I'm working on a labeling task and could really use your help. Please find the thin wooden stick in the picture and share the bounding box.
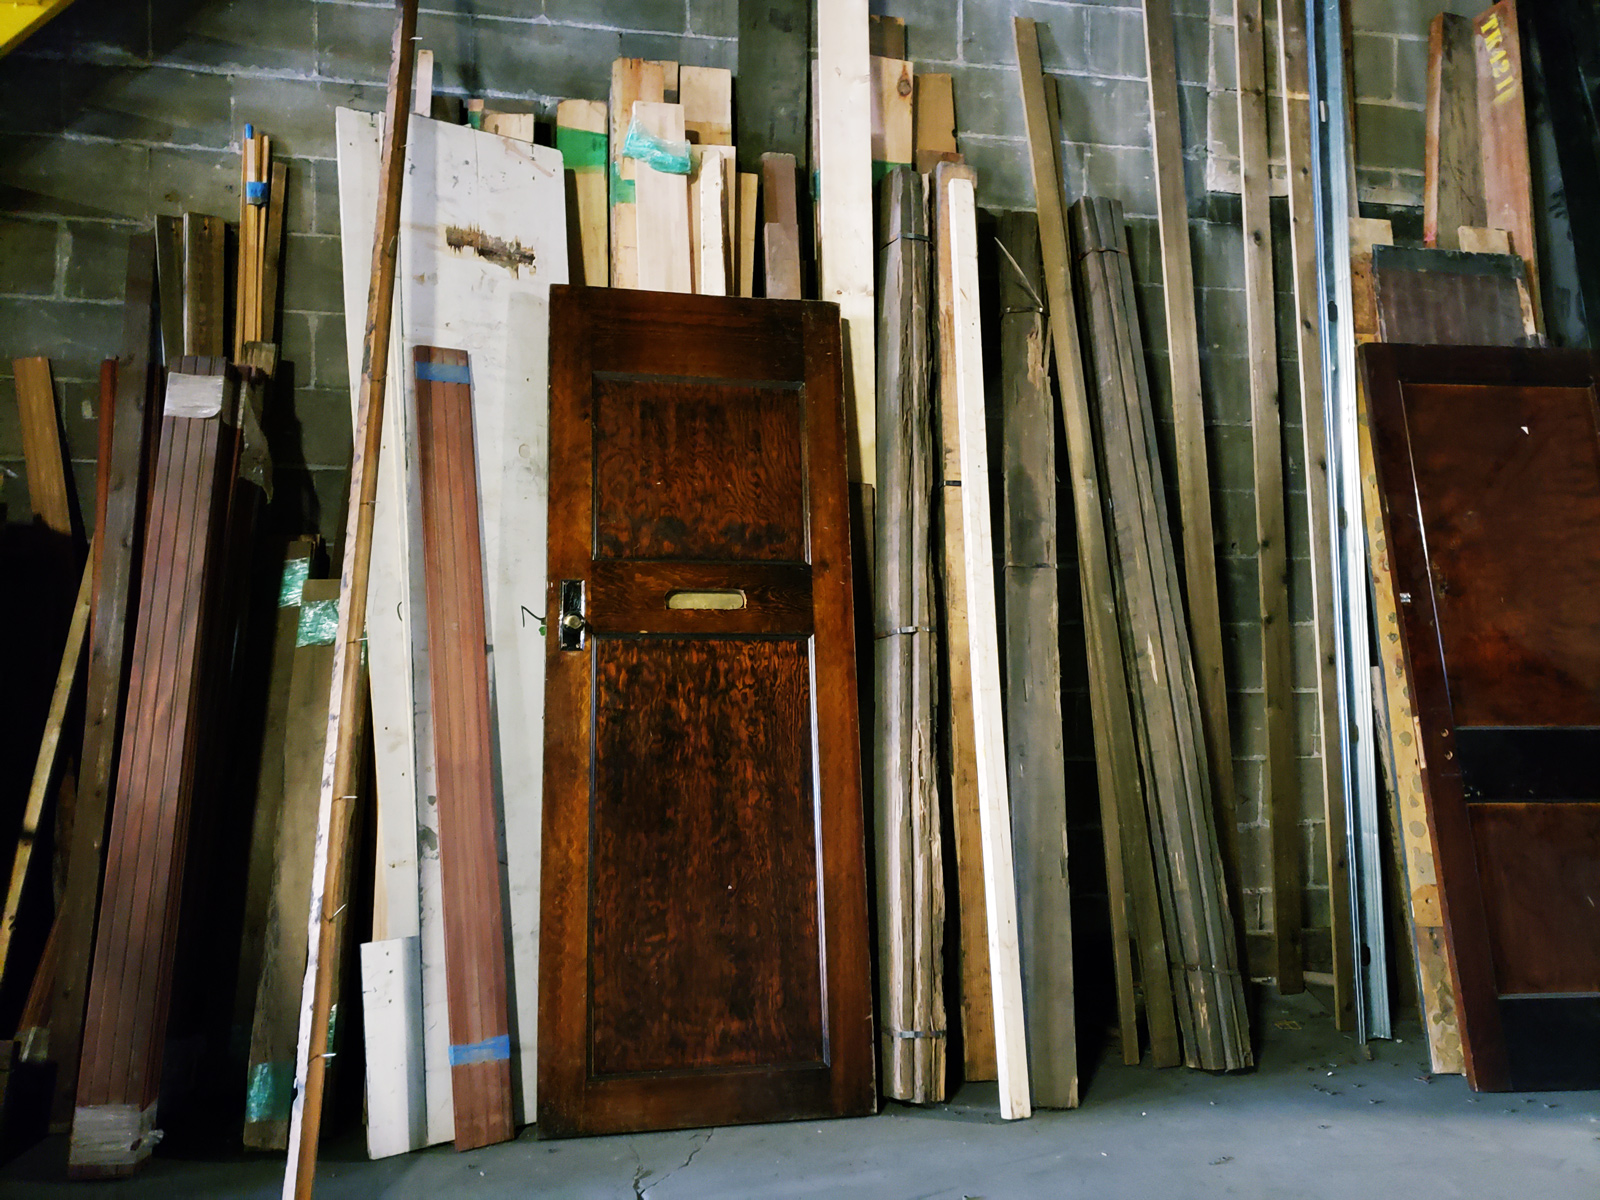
[282,3,417,1196]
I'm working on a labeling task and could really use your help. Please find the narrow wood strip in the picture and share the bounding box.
[632,101,692,293]
[940,166,1030,1120]
[48,237,156,1131]
[691,145,730,295]
[1013,17,1175,1069]
[761,153,802,300]
[1236,0,1302,994]
[737,172,759,298]
[1277,0,1355,1029]
[183,213,226,358]
[14,356,74,539]
[610,59,667,290]
[260,160,288,345]
[998,210,1077,1107]
[557,99,609,287]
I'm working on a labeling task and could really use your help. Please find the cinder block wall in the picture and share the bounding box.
[0,0,1456,974]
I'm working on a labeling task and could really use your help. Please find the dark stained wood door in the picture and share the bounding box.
[538,285,875,1136]
[1362,342,1600,1091]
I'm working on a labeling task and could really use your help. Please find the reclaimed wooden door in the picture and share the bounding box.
[538,285,875,1136]
[1363,342,1600,1091]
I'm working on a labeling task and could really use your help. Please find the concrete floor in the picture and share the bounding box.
[3,991,1595,1198]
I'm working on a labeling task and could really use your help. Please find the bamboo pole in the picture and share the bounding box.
[282,3,417,1197]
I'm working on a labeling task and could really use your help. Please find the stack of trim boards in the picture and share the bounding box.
[1071,197,1251,1072]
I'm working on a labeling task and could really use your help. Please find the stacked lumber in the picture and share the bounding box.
[1070,197,1251,1072]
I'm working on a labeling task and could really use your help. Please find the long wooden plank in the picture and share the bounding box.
[1277,0,1355,1029]
[818,0,877,487]
[358,936,426,1156]
[557,99,609,287]
[1140,0,1242,982]
[13,357,74,539]
[761,153,802,300]
[1473,0,1540,331]
[70,358,238,1178]
[182,213,226,357]
[939,165,1029,1120]
[610,59,666,290]
[632,101,691,293]
[1236,0,1301,994]
[285,7,418,1194]
[913,74,959,175]
[1424,14,1486,251]
[931,161,993,1082]
[998,210,1077,1108]
[1014,17,1178,1070]
[0,555,90,987]
[873,167,943,1104]
[737,172,759,298]
[871,57,914,182]
[243,579,338,1150]
[48,237,156,1132]
[412,347,514,1150]
[334,105,447,1151]
[690,145,732,295]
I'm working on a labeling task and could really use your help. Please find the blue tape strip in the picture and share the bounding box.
[246,180,269,203]
[448,1034,511,1066]
[415,360,472,385]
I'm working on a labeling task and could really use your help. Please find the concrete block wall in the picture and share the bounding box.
[0,0,1446,974]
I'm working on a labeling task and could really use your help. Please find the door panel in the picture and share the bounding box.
[540,285,873,1137]
[1363,343,1600,1092]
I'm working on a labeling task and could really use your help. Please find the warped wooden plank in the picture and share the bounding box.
[939,165,1029,1120]
[874,167,943,1104]
[913,73,959,174]
[932,161,993,1082]
[48,237,155,1131]
[13,357,74,539]
[0,554,90,987]
[70,358,238,1178]
[1277,0,1355,1028]
[632,101,691,293]
[1014,16,1177,1070]
[413,347,514,1150]
[1236,0,1301,994]
[871,56,914,183]
[557,99,609,286]
[1141,0,1242,987]
[761,152,802,300]
[998,210,1076,1108]
[610,59,666,290]
[243,578,338,1150]
[818,0,877,486]
[286,11,418,1194]
[680,65,732,145]
[1424,14,1485,251]
[1473,0,1540,331]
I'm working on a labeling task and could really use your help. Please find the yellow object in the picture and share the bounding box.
[0,0,75,57]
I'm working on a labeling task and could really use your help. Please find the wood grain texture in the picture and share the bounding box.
[1424,14,1486,251]
[181,213,226,357]
[1360,341,1600,1091]
[1277,0,1354,1027]
[870,57,914,176]
[932,159,992,1083]
[49,238,156,1132]
[557,98,609,287]
[913,74,959,175]
[874,168,944,1103]
[633,101,692,293]
[998,210,1076,1106]
[1372,246,1528,346]
[1473,0,1540,332]
[539,285,874,1137]
[691,145,732,295]
[681,65,732,146]
[1236,0,1301,994]
[941,166,1031,1119]
[71,361,239,1178]
[610,59,667,290]
[737,172,759,297]
[13,357,74,539]
[413,347,514,1150]
[1015,17,1177,1071]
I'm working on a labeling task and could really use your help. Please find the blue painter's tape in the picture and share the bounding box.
[416,360,472,385]
[448,1034,511,1066]
[246,180,269,203]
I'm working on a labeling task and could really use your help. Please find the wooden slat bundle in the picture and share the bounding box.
[931,161,993,1081]
[1014,17,1178,1070]
[998,211,1076,1108]
[873,167,943,1104]
[49,237,157,1131]
[412,347,515,1149]
[1071,197,1251,1072]
[69,356,241,1177]
[242,575,337,1151]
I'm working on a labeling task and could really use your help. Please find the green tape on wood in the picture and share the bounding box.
[610,162,636,206]
[297,598,339,647]
[245,1061,294,1124]
[278,556,310,608]
[557,126,607,171]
